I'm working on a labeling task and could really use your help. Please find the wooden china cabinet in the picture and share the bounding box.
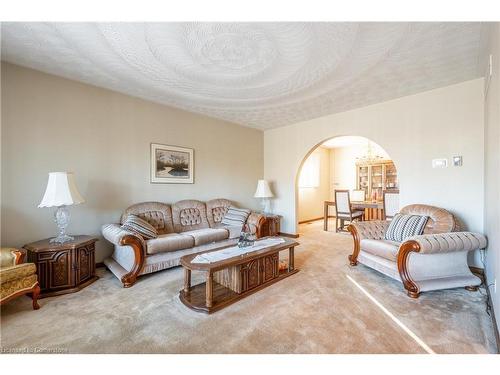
[24,235,98,298]
[356,160,398,200]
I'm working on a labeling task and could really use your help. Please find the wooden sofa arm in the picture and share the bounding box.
[101,224,145,288]
[246,213,266,238]
[397,232,487,298]
[347,221,391,266]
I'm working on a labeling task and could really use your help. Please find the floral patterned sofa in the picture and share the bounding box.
[0,248,40,309]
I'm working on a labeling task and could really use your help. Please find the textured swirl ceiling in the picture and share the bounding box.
[1,22,486,130]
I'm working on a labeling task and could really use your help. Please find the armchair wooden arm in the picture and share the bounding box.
[347,221,390,265]
[397,232,487,298]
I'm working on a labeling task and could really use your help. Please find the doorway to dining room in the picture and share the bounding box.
[296,136,398,232]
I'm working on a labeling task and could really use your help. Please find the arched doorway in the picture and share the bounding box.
[295,135,398,232]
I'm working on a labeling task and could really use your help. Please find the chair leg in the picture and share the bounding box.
[31,283,40,310]
[335,217,339,232]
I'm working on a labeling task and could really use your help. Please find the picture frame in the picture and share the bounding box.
[150,143,194,184]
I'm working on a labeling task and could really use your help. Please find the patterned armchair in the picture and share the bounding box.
[0,248,40,309]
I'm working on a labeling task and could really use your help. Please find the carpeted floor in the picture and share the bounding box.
[0,220,497,353]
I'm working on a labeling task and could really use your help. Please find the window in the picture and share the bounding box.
[299,153,320,188]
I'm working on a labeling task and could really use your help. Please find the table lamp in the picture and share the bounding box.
[254,179,274,213]
[38,172,85,244]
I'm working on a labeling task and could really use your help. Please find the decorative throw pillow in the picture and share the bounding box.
[384,213,429,242]
[121,215,158,240]
[221,206,251,226]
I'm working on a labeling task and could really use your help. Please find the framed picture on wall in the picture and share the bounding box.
[150,143,194,184]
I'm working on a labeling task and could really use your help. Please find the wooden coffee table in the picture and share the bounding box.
[179,237,299,314]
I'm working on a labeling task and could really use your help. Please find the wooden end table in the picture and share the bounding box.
[179,237,299,314]
[260,214,281,236]
[23,235,98,298]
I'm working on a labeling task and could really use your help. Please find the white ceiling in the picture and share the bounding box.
[1,22,487,130]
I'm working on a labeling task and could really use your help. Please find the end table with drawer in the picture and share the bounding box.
[23,235,98,298]
[259,214,281,237]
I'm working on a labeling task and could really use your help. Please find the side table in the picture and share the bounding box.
[260,214,281,237]
[23,235,98,298]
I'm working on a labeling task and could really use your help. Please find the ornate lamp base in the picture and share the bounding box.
[50,206,74,244]
[50,234,75,244]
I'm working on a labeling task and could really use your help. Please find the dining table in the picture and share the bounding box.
[323,200,384,231]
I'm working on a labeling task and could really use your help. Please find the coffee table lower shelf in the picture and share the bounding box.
[179,269,299,314]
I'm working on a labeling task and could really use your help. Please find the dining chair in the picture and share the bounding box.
[350,189,366,202]
[334,190,364,232]
[383,189,400,220]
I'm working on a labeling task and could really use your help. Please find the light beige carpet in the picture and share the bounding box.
[0,220,497,353]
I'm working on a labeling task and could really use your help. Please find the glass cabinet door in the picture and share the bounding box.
[357,166,369,198]
[371,164,383,200]
[384,162,398,190]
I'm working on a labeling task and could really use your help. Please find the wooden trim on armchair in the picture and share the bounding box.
[1,282,40,310]
[397,240,421,298]
[12,249,26,265]
[119,235,145,288]
[347,224,360,266]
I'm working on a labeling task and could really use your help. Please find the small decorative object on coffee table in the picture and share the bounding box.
[237,224,255,248]
[38,172,85,244]
[23,236,98,298]
[179,237,299,313]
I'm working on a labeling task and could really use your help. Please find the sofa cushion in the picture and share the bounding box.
[1,274,38,301]
[121,215,158,240]
[121,202,174,234]
[146,233,195,255]
[0,263,37,285]
[214,223,243,239]
[361,239,400,261]
[182,228,229,246]
[221,206,251,226]
[172,200,210,233]
[206,199,232,227]
[385,214,429,242]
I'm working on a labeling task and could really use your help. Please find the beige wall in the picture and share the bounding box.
[484,24,500,333]
[264,79,485,265]
[1,63,264,261]
[297,147,330,222]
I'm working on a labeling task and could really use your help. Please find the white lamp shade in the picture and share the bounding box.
[38,172,85,207]
[254,180,274,198]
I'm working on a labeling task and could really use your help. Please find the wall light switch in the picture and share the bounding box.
[452,156,463,167]
[432,158,448,168]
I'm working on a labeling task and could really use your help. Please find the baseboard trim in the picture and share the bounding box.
[298,216,336,225]
[471,266,500,353]
[485,273,500,354]
[298,217,323,224]
[489,289,500,354]
[278,232,300,239]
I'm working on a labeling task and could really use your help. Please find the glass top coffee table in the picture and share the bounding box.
[179,236,299,314]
